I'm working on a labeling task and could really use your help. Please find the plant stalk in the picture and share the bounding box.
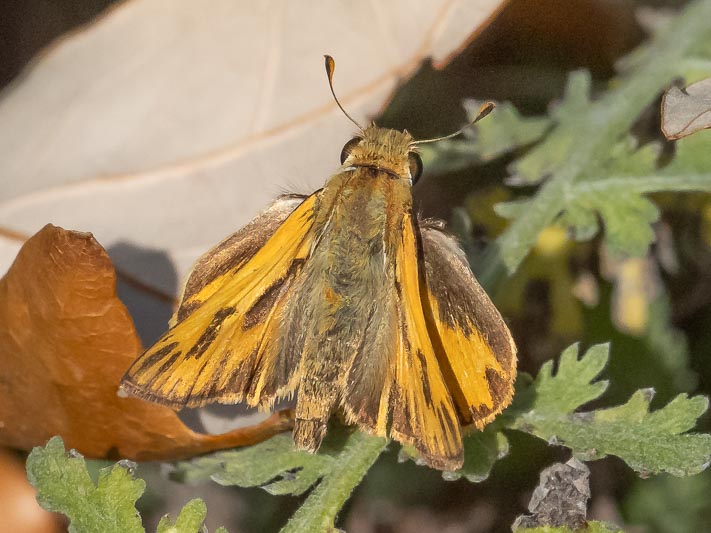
[280,432,387,533]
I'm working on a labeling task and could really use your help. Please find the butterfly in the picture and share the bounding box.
[120,56,517,471]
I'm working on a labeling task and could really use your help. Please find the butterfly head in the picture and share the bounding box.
[339,126,422,183]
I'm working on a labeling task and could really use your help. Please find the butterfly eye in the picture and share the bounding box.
[340,137,361,164]
[408,152,423,183]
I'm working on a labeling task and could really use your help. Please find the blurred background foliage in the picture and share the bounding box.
[2,0,710,532]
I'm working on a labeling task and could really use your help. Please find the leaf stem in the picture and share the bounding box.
[280,432,387,533]
[577,173,711,194]
[479,0,711,288]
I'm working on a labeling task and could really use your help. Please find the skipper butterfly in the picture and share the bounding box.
[120,56,517,470]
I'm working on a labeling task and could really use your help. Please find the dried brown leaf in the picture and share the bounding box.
[662,77,711,140]
[0,224,291,460]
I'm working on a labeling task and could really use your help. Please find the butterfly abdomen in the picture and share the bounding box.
[285,169,409,451]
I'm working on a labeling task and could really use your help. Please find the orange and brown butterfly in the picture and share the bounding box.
[120,56,517,471]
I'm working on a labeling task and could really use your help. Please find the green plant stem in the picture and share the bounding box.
[280,432,387,533]
[479,0,711,289]
[578,174,711,194]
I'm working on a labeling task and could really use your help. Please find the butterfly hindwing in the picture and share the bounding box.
[120,193,318,408]
[389,214,464,471]
[418,221,517,428]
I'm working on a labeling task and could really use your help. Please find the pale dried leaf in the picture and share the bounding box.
[512,458,590,530]
[662,77,711,140]
[0,0,506,293]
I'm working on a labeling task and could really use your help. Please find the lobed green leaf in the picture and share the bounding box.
[26,437,228,533]
[173,432,334,496]
[26,437,144,533]
[511,345,711,476]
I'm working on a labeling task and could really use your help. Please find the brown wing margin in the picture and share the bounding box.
[418,220,516,429]
[120,193,318,409]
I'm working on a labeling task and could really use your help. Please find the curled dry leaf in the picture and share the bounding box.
[661,77,711,140]
[0,224,291,460]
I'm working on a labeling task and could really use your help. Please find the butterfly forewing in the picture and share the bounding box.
[121,193,319,408]
[173,194,308,324]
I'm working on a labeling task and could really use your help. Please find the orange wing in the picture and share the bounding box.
[388,214,464,470]
[120,193,318,409]
[418,221,516,429]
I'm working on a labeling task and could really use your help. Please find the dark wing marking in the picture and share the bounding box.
[418,220,516,428]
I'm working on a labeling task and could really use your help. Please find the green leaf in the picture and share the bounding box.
[173,428,387,533]
[513,70,593,184]
[556,134,711,257]
[26,436,145,533]
[173,433,334,496]
[493,198,533,220]
[452,423,510,483]
[155,499,228,533]
[558,139,661,255]
[522,343,610,414]
[511,345,711,476]
[470,99,552,162]
[477,0,711,286]
[26,437,228,533]
[281,431,386,533]
[565,192,659,257]
[156,499,213,533]
[399,421,511,484]
[487,118,711,285]
[557,202,598,242]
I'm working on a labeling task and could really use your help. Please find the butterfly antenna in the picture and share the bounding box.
[412,101,496,145]
[324,55,363,131]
